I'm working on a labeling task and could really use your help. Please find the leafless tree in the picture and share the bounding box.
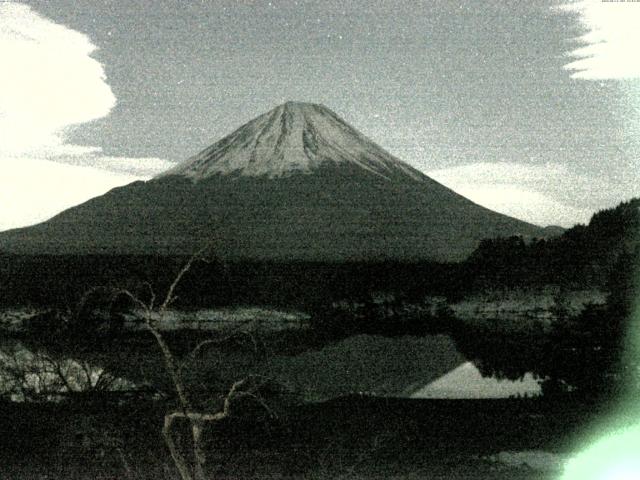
[0,344,127,402]
[110,248,276,480]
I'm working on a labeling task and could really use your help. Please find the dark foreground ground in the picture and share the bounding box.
[0,394,618,480]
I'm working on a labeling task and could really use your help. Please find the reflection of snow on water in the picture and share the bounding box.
[410,361,541,399]
[0,342,136,402]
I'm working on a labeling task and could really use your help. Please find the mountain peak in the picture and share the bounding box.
[160,101,426,182]
[281,100,323,110]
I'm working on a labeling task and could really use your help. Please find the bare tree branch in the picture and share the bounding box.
[162,413,194,480]
[79,245,275,480]
[160,246,211,314]
[141,281,157,311]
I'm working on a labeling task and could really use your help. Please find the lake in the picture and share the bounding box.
[0,332,541,403]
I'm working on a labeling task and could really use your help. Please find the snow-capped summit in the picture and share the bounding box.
[161,101,425,182]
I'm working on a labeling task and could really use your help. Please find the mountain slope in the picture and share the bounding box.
[0,102,545,261]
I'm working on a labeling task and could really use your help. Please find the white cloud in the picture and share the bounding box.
[0,157,137,231]
[0,2,171,231]
[56,154,176,177]
[560,1,640,80]
[428,162,595,227]
[0,2,116,155]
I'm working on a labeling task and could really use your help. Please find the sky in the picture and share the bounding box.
[1,0,639,230]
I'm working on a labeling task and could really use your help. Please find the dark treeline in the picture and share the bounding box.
[2,199,638,310]
[0,254,468,310]
[466,198,640,288]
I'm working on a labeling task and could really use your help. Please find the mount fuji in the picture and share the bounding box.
[0,102,545,261]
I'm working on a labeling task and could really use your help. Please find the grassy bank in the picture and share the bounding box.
[0,394,608,479]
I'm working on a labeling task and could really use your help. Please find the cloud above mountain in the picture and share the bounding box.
[0,158,134,231]
[0,2,169,231]
[0,2,115,156]
[428,162,600,227]
[560,0,640,80]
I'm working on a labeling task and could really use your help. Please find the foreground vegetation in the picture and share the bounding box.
[1,393,616,479]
